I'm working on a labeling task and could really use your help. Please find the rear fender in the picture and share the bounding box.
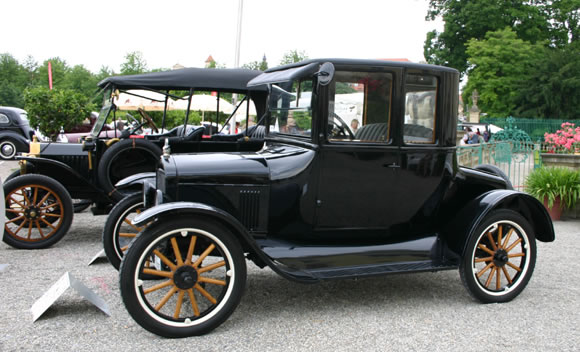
[444,190,555,257]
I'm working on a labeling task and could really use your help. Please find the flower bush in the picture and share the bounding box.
[543,122,580,153]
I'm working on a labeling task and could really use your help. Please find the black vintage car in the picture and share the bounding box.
[2,68,268,249]
[0,107,35,160]
[117,59,554,337]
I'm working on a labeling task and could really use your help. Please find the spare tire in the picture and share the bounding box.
[98,139,162,202]
[474,164,514,190]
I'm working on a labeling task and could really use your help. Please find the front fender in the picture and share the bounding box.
[16,156,106,199]
[133,201,267,260]
[115,172,155,190]
[0,131,29,150]
[444,190,555,257]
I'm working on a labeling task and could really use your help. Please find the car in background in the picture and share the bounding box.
[0,107,35,160]
[3,67,268,250]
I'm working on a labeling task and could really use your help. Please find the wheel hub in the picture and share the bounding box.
[173,265,198,290]
[2,143,14,155]
[493,249,509,267]
[25,206,40,220]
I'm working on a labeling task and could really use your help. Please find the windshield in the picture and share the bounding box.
[91,102,114,137]
[269,78,313,137]
[19,112,30,126]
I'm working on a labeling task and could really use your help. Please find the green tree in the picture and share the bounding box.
[36,57,69,88]
[0,53,28,106]
[120,51,148,75]
[63,64,99,98]
[242,55,269,71]
[24,87,94,140]
[279,50,308,65]
[463,27,540,116]
[515,42,580,118]
[424,0,552,75]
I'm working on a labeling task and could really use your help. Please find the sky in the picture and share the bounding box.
[2,0,443,73]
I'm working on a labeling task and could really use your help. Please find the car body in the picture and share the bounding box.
[2,68,268,249]
[117,59,555,337]
[0,107,34,160]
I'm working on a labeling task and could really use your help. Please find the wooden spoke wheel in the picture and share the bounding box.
[3,174,73,249]
[119,217,246,337]
[102,193,146,270]
[460,209,536,303]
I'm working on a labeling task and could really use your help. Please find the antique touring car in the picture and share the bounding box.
[116,59,554,337]
[2,68,267,249]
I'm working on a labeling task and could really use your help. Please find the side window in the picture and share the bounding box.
[270,79,313,137]
[328,71,393,143]
[404,75,437,144]
[0,113,9,124]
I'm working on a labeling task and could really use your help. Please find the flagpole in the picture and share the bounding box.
[231,0,243,134]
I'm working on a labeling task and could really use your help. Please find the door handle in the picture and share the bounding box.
[384,163,400,168]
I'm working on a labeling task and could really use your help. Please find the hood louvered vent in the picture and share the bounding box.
[240,190,260,230]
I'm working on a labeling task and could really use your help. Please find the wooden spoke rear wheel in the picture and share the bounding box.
[119,217,246,337]
[3,175,73,249]
[102,193,146,270]
[460,209,536,303]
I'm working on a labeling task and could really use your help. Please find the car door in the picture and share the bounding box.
[315,67,404,233]
[314,69,446,238]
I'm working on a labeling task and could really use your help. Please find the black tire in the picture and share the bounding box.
[97,139,161,201]
[460,209,536,303]
[3,174,73,249]
[4,169,21,183]
[475,164,513,190]
[0,138,17,160]
[102,193,144,270]
[119,216,247,337]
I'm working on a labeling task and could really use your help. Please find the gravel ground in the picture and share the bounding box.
[1,160,579,352]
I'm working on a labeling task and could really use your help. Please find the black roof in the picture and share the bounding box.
[265,58,459,74]
[0,106,27,115]
[98,68,267,93]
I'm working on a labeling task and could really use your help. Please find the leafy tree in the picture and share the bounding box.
[242,55,269,71]
[24,87,94,140]
[63,64,99,99]
[120,51,148,75]
[37,57,69,88]
[463,28,541,116]
[424,0,552,75]
[280,50,308,65]
[514,41,580,118]
[548,0,580,45]
[0,53,28,106]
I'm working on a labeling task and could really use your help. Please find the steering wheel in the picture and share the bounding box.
[137,108,159,133]
[329,112,355,139]
[124,112,145,135]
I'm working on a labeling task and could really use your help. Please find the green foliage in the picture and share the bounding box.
[120,51,148,75]
[242,58,268,71]
[464,28,541,116]
[292,110,311,130]
[0,53,30,106]
[37,57,69,88]
[514,42,580,119]
[526,166,580,209]
[424,0,578,76]
[280,50,308,65]
[23,87,94,140]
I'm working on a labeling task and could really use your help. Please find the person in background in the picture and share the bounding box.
[351,119,359,134]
